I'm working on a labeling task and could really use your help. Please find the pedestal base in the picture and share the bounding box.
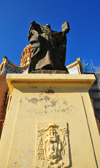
[0,74,100,168]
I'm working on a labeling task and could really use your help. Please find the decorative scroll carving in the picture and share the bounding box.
[35,122,69,168]
[37,138,45,160]
[0,56,28,75]
[20,44,32,67]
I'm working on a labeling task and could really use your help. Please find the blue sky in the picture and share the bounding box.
[0,0,100,67]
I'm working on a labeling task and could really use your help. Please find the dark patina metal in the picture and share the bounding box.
[28,21,70,73]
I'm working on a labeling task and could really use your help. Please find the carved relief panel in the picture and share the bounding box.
[35,122,70,168]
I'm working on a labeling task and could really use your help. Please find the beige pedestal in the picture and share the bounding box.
[0,74,100,168]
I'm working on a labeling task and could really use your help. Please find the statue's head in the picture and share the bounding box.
[45,24,51,30]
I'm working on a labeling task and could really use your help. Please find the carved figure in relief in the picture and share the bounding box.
[44,124,61,164]
[36,123,69,168]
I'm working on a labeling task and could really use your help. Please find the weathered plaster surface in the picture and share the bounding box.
[0,74,100,168]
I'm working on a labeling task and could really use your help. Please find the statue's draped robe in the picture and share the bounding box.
[28,22,68,72]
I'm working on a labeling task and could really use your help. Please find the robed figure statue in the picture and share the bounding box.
[28,21,70,73]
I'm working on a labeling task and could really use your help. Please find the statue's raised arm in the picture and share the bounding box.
[28,21,70,73]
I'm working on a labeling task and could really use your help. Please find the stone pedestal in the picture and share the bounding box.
[0,74,100,168]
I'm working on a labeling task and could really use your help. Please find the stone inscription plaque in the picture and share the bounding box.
[35,122,70,168]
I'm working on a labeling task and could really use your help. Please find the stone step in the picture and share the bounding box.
[90,88,100,91]
[89,90,100,97]
[94,105,100,110]
[91,97,100,100]
[90,84,100,89]
[95,111,100,120]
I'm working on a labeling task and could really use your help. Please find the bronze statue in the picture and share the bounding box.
[28,21,70,73]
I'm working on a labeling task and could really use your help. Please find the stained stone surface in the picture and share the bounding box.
[0,74,100,168]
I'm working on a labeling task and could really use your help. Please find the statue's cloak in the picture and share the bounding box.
[28,21,68,72]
